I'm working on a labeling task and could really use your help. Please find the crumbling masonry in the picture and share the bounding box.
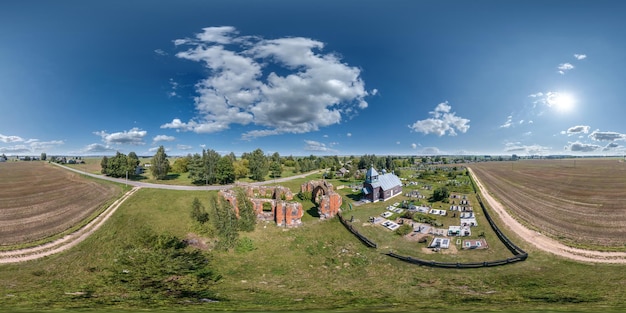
[300,180,342,219]
[219,184,304,227]
[218,180,342,227]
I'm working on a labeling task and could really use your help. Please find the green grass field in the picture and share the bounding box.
[1,182,625,312]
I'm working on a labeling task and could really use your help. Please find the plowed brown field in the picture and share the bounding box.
[471,159,626,249]
[0,162,119,246]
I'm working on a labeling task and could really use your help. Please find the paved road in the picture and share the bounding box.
[53,162,323,190]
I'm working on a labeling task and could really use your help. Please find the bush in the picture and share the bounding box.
[395,224,413,236]
[235,237,256,253]
[297,191,311,201]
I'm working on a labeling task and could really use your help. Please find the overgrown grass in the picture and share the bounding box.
[1,186,625,312]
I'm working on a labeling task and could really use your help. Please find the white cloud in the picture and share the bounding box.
[566,125,590,136]
[409,102,470,136]
[149,146,170,153]
[396,141,400,145]
[529,91,571,110]
[565,141,601,152]
[164,26,371,139]
[557,62,574,74]
[421,147,441,155]
[574,54,587,60]
[0,135,64,154]
[323,134,329,138]
[83,143,115,153]
[411,143,417,149]
[94,127,147,145]
[603,142,621,151]
[346,133,352,137]
[588,130,626,141]
[177,144,193,150]
[499,115,513,128]
[0,145,31,154]
[154,49,168,56]
[504,142,551,155]
[153,135,176,143]
[0,134,24,143]
[303,140,337,153]
[29,140,64,151]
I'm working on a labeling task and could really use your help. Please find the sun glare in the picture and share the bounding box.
[547,92,575,113]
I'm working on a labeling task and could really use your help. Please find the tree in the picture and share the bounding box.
[40,152,47,161]
[431,186,450,202]
[271,151,280,163]
[171,155,191,173]
[248,148,268,181]
[215,156,235,184]
[233,159,249,179]
[101,152,132,178]
[209,193,238,250]
[235,188,256,232]
[269,161,282,179]
[190,197,209,224]
[187,153,204,184]
[150,146,170,180]
[203,149,221,184]
[101,156,109,174]
[127,151,140,171]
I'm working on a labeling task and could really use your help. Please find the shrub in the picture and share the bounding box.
[396,224,413,236]
[235,237,256,253]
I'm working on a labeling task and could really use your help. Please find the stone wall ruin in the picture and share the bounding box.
[300,180,342,219]
[219,184,303,227]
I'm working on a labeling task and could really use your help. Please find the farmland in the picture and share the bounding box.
[470,159,626,250]
[0,162,121,246]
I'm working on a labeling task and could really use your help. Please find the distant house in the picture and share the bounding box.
[362,166,402,202]
[335,167,349,177]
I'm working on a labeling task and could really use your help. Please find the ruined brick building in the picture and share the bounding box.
[300,180,342,219]
[219,180,343,227]
[219,184,304,227]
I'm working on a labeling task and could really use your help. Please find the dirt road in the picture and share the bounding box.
[0,187,140,264]
[0,165,322,263]
[468,167,626,264]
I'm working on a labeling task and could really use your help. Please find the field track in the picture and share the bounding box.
[468,166,626,263]
[0,187,139,263]
[0,163,321,263]
[0,162,120,245]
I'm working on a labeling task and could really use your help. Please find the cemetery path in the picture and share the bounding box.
[468,167,626,264]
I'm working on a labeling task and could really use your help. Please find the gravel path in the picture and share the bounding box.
[468,167,626,264]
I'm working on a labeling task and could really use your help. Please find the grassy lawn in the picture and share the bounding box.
[1,183,625,312]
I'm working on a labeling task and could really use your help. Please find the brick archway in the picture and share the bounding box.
[312,185,328,205]
[301,180,341,219]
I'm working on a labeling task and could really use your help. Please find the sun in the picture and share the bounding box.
[547,92,575,113]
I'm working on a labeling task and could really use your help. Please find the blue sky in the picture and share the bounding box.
[2,0,626,157]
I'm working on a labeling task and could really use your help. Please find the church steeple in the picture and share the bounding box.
[365,164,379,183]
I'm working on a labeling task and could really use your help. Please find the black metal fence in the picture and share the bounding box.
[337,212,378,248]
[385,170,528,268]
[385,252,527,268]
